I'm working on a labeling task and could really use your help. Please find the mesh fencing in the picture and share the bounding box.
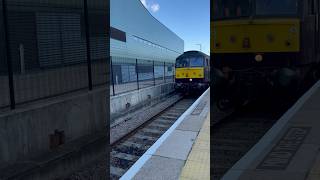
[154,61,165,85]
[110,57,175,96]
[165,62,175,83]
[111,56,138,95]
[138,59,154,89]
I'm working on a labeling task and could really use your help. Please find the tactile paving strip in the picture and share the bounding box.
[180,114,210,180]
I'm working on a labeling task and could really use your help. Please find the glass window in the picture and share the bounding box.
[213,0,251,20]
[190,57,204,67]
[176,57,204,68]
[176,58,189,68]
[256,0,298,16]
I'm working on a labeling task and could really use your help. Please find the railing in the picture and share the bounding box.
[0,0,108,110]
[110,56,175,96]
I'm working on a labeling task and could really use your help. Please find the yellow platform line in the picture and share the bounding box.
[179,114,210,180]
[306,152,320,180]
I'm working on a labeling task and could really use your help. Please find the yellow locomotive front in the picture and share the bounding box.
[211,0,306,107]
[175,51,210,92]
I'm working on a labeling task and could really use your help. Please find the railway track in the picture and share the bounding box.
[212,100,291,179]
[110,97,197,179]
[61,157,107,180]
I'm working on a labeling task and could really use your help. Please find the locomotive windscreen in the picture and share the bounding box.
[213,0,251,20]
[212,0,299,20]
[256,0,298,16]
[176,57,204,68]
[190,57,204,67]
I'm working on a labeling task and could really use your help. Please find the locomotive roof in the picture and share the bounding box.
[177,51,210,59]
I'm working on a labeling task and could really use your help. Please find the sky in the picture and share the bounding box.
[140,0,210,55]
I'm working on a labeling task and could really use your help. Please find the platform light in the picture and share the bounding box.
[255,54,263,62]
[189,78,193,82]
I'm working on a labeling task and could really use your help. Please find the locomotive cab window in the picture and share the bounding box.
[213,0,251,19]
[213,0,300,19]
[176,56,204,67]
[190,57,204,67]
[176,58,189,68]
[256,0,299,16]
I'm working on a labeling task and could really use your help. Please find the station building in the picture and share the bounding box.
[110,0,184,96]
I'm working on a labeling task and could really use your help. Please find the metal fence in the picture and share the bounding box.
[110,56,175,96]
[0,0,108,110]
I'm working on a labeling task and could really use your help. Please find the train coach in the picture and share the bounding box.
[175,51,210,92]
[212,0,320,109]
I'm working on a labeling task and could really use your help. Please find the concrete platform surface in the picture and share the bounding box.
[120,88,210,180]
[222,80,320,180]
[154,130,198,161]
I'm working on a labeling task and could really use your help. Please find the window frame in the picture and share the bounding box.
[212,0,303,20]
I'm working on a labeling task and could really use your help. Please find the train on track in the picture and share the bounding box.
[212,0,320,109]
[175,51,210,92]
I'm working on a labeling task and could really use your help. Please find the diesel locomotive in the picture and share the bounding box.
[175,51,210,92]
[212,0,320,109]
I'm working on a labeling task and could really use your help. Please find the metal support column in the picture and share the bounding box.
[2,0,15,109]
[164,62,166,83]
[173,64,175,82]
[84,0,93,90]
[153,60,155,86]
[136,59,139,90]
[110,57,115,95]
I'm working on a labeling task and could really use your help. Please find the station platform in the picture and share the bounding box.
[120,88,210,180]
[222,80,320,180]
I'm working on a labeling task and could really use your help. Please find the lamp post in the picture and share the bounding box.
[196,44,202,52]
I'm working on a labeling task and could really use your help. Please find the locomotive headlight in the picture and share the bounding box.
[255,54,263,62]
[189,78,193,82]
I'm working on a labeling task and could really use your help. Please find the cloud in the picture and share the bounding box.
[140,0,160,13]
[150,3,160,12]
[140,0,148,8]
